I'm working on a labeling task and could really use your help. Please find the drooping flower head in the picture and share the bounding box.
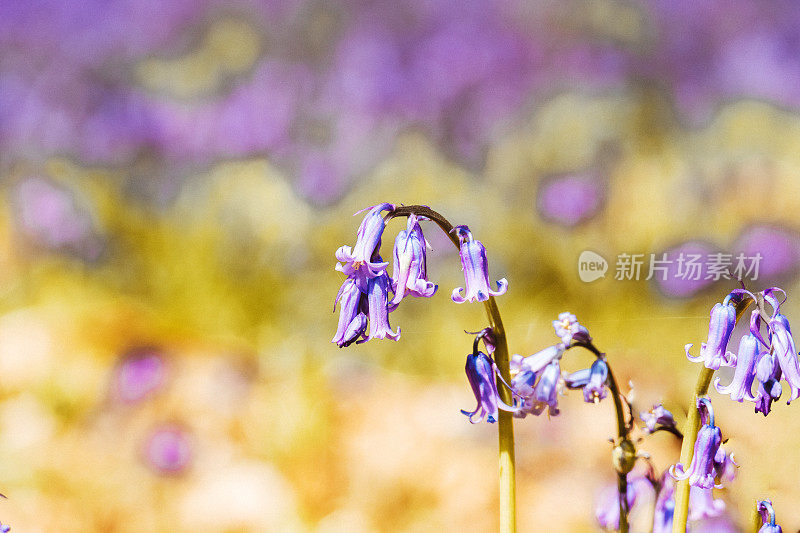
[332,277,369,347]
[564,358,608,403]
[757,500,783,533]
[713,329,761,402]
[754,350,783,416]
[510,344,565,418]
[552,312,592,344]
[390,213,437,305]
[768,313,800,404]
[640,404,678,434]
[670,398,723,489]
[365,267,400,342]
[451,225,508,304]
[461,351,517,423]
[335,203,395,281]
[686,301,736,370]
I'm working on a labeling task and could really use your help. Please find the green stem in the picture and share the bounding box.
[390,205,516,533]
[671,367,713,533]
[577,342,630,533]
[484,296,517,533]
[750,502,762,533]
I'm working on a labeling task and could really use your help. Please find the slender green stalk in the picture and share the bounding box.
[577,341,631,533]
[484,296,516,533]
[671,367,713,533]
[391,205,516,532]
[750,501,762,533]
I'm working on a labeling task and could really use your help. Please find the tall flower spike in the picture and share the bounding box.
[461,351,517,423]
[332,277,368,347]
[390,214,437,305]
[769,313,800,404]
[451,225,508,303]
[757,500,782,533]
[365,268,400,342]
[713,331,761,402]
[335,203,395,280]
[686,302,737,370]
[670,398,723,489]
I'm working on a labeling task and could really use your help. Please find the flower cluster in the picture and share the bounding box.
[333,206,510,348]
[687,287,800,416]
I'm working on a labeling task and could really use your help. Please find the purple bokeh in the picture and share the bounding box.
[733,224,800,281]
[652,242,719,299]
[537,173,604,227]
[112,347,167,404]
[143,424,193,475]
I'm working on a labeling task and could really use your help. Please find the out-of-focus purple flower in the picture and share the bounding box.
[652,474,675,533]
[670,398,723,489]
[537,173,604,227]
[461,351,516,424]
[688,486,726,521]
[390,214,437,305]
[757,500,782,533]
[714,333,761,402]
[754,351,783,416]
[112,347,167,404]
[734,225,800,282]
[332,277,368,347]
[335,203,395,280]
[143,424,192,475]
[451,225,507,304]
[365,269,400,342]
[0,522,8,532]
[640,404,678,434]
[552,312,592,344]
[653,242,719,298]
[686,302,737,370]
[595,474,654,531]
[769,314,800,404]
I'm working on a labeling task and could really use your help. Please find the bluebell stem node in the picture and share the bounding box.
[390,213,437,305]
[467,327,496,355]
[612,438,637,475]
[451,225,508,303]
[553,312,592,344]
[713,331,761,402]
[640,404,678,434]
[670,398,724,489]
[461,351,517,423]
[757,500,782,533]
[685,302,736,370]
[595,473,654,531]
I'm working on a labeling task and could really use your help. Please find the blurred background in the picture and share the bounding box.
[2,0,800,531]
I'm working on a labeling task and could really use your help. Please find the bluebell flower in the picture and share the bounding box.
[0,523,8,533]
[451,225,507,303]
[652,475,675,533]
[390,214,437,305]
[757,501,782,533]
[564,359,608,403]
[686,302,736,370]
[553,312,592,344]
[335,203,395,280]
[595,474,654,531]
[713,333,761,402]
[332,277,368,347]
[769,313,800,404]
[640,404,678,434]
[670,398,723,489]
[754,351,783,416]
[688,486,726,521]
[365,268,400,342]
[461,351,517,423]
[713,443,738,484]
